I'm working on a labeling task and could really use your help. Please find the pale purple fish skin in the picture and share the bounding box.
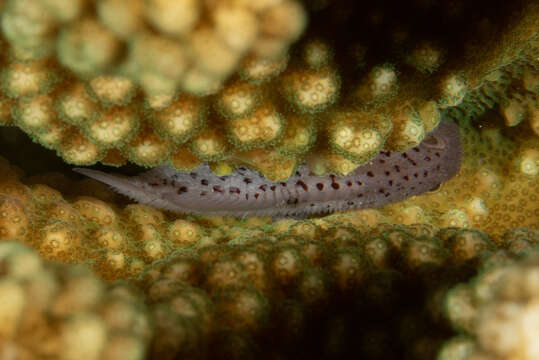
[74,120,461,218]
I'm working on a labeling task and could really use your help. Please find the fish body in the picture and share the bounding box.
[74,120,461,218]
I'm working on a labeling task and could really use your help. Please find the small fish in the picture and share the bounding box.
[74,120,461,218]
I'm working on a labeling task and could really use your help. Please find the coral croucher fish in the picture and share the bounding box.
[74,120,461,218]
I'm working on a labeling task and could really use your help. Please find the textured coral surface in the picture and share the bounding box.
[0,0,538,359]
[440,248,539,360]
[0,0,537,179]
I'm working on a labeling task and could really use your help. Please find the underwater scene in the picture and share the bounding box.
[0,0,537,359]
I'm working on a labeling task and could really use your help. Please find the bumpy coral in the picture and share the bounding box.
[2,0,306,93]
[0,241,152,360]
[0,1,538,359]
[0,152,538,358]
[0,0,537,179]
[440,246,539,360]
[446,59,539,136]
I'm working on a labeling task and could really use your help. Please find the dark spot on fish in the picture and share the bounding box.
[367,171,374,177]
[190,172,197,179]
[213,185,223,193]
[413,147,420,152]
[394,165,401,172]
[270,185,276,191]
[436,165,441,171]
[357,193,364,198]
[329,175,340,190]
[423,171,429,177]
[356,181,363,186]
[296,180,308,191]
[280,182,287,187]
[404,176,409,181]
[384,171,390,176]
[402,153,408,159]
[178,186,188,194]
[316,183,324,190]
[389,180,394,186]
[254,193,259,199]
[347,201,354,206]
[245,194,249,200]
[219,177,227,181]
[201,179,208,186]
[287,198,298,205]
[414,173,418,178]
[244,178,252,184]
[425,156,431,161]
[200,191,206,196]
[346,181,353,187]
[379,159,385,163]
[162,179,168,185]
[229,187,240,194]
[435,152,440,157]
[149,182,159,187]
[259,185,267,191]
[296,171,301,176]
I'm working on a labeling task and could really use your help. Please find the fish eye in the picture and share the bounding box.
[422,134,446,150]
[428,183,441,192]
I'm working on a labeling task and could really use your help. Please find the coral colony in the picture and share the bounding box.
[0,0,537,359]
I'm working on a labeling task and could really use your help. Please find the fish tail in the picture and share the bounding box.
[73,168,144,200]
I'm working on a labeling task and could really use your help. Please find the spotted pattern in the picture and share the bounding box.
[74,121,462,218]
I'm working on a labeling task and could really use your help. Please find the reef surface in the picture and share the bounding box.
[0,0,537,360]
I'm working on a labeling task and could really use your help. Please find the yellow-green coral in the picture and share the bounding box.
[0,1,538,359]
[0,151,538,358]
[0,0,536,179]
[1,172,537,359]
[0,241,152,359]
[440,248,539,360]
